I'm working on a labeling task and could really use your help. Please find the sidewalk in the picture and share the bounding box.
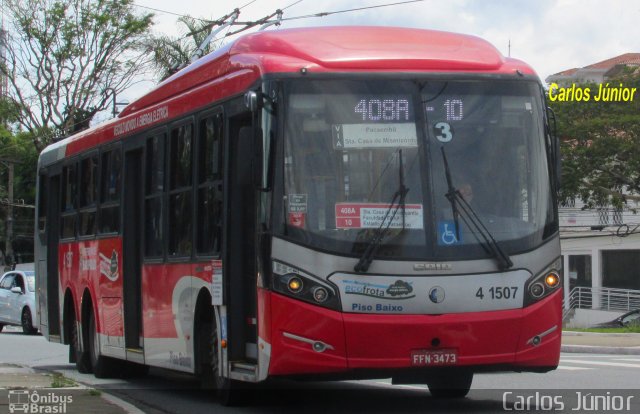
[561,331,640,354]
[0,364,140,414]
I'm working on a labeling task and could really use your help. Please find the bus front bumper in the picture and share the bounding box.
[266,289,562,377]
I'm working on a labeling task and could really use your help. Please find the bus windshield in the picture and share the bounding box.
[280,78,557,260]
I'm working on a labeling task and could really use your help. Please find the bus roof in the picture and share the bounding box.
[39,26,537,164]
[123,26,534,116]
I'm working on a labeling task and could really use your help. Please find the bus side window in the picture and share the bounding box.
[196,113,224,255]
[60,164,77,240]
[99,148,121,234]
[38,174,47,235]
[145,133,166,258]
[79,155,98,236]
[168,123,194,258]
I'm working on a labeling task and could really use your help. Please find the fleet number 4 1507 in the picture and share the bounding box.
[475,286,518,300]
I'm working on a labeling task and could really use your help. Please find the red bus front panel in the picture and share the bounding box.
[268,289,561,376]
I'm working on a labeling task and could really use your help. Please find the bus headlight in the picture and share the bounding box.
[524,259,562,306]
[272,261,340,311]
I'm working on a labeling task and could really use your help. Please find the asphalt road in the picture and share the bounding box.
[1,326,639,414]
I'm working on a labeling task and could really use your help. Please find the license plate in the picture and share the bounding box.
[411,349,458,366]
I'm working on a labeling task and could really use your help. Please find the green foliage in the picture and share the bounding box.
[550,74,640,208]
[1,0,154,152]
[50,372,77,388]
[145,16,216,80]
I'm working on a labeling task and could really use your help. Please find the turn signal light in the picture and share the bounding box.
[287,277,303,293]
[545,273,560,288]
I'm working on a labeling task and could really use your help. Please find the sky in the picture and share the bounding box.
[124,0,640,104]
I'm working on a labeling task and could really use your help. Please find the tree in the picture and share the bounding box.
[0,129,39,266]
[145,16,216,81]
[550,73,640,209]
[1,0,153,152]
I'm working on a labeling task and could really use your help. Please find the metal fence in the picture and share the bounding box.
[563,286,640,320]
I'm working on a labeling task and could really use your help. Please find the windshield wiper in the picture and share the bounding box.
[440,147,513,270]
[354,150,408,273]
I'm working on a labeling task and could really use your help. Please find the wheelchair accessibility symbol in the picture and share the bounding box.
[438,221,462,246]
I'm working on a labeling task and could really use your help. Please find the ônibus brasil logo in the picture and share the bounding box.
[8,390,73,413]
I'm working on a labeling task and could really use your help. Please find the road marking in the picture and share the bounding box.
[559,359,640,369]
[614,358,640,363]
[373,381,425,390]
[556,365,592,370]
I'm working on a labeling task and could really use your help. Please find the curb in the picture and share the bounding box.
[562,331,640,338]
[561,344,640,355]
[101,391,146,414]
[18,365,144,414]
[47,369,144,414]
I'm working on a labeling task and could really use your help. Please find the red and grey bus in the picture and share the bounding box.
[35,26,562,399]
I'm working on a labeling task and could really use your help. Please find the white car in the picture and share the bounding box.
[0,270,38,334]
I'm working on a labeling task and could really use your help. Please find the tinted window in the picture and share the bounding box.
[146,134,165,195]
[99,148,122,234]
[61,164,77,239]
[170,123,193,189]
[100,149,122,203]
[80,156,98,207]
[61,164,77,211]
[168,123,194,258]
[145,133,166,258]
[196,113,224,255]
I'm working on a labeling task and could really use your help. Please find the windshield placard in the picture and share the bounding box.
[335,203,424,229]
[332,123,418,149]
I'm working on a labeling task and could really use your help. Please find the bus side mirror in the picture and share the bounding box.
[244,91,260,112]
[243,90,273,192]
[547,106,561,189]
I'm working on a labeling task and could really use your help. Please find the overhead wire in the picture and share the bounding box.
[278,0,426,21]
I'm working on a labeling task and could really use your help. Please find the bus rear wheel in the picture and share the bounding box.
[88,308,117,378]
[71,315,92,374]
[426,371,473,399]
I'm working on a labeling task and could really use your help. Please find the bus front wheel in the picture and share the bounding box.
[426,371,473,399]
[201,322,243,406]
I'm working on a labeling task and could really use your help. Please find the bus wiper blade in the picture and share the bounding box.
[440,147,513,270]
[354,151,408,273]
[441,147,461,243]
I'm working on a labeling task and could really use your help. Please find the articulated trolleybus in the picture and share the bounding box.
[35,26,561,398]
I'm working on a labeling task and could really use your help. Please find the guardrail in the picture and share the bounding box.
[563,286,640,320]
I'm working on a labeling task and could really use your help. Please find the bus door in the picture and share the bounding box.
[123,148,144,351]
[225,113,258,363]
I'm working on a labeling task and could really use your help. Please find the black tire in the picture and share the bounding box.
[21,308,37,335]
[200,322,243,406]
[427,371,473,399]
[71,316,92,374]
[88,308,117,378]
[0,324,4,332]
